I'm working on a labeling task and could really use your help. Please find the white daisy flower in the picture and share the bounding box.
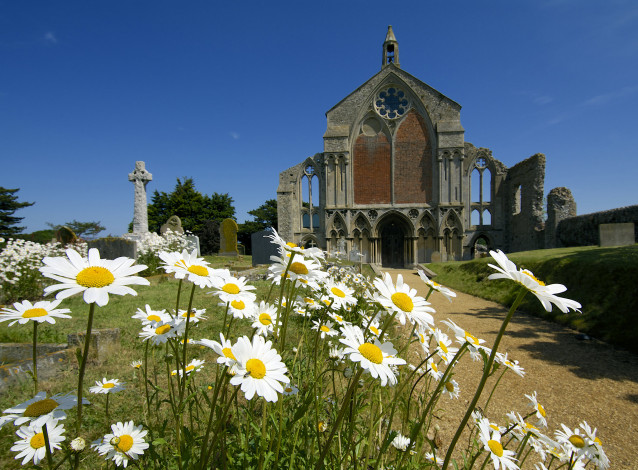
[1,392,86,429]
[130,360,143,369]
[328,312,349,326]
[158,249,221,287]
[477,418,519,470]
[0,299,71,326]
[433,328,458,364]
[250,302,280,336]
[139,319,185,345]
[224,298,256,320]
[442,379,460,399]
[10,416,65,466]
[229,335,290,402]
[176,307,207,324]
[195,333,237,368]
[391,432,412,452]
[488,250,581,313]
[339,324,406,386]
[425,451,443,466]
[426,358,443,381]
[555,423,594,461]
[373,272,435,328]
[496,352,525,377]
[418,270,456,302]
[172,359,205,377]
[323,280,357,310]
[40,248,149,307]
[579,421,609,469]
[268,252,326,285]
[414,326,430,354]
[442,319,487,352]
[93,420,149,467]
[90,378,125,394]
[267,228,325,261]
[366,319,382,338]
[525,391,548,428]
[131,304,170,325]
[282,384,299,396]
[209,273,256,305]
[311,319,339,339]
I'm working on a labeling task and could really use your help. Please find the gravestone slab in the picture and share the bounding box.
[89,238,137,260]
[251,229,279,266]
[161,215,184,235]
[349,248,362,262]
[599,222,635,247]
[219,218,239,256]
[185,235,201,256]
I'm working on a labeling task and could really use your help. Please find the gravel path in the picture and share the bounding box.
[382,268,638,468]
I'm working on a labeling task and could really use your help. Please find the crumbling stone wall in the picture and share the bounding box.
[504,154,546,252]
[545,187,577,248]
[556,205,638,246]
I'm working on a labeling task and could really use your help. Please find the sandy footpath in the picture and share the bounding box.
[382,268,637,468]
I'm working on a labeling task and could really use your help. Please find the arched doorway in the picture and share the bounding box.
[379,219,406,268]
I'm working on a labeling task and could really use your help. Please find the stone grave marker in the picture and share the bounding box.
[56,226,77,245]
[431,251,441,263]
[251,229,278,266]
[89,238,137,260]
[185,234,201,256]
[219,218,239,256]
[128,161,152,234]
[599,222,635,247]
[161,215,184,235]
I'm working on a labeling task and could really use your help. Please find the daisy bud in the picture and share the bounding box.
[70,437,86,453]
[164,354,174,363]
[110,436,121,446]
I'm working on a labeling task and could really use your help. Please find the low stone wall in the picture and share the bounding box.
[556,205,638,247]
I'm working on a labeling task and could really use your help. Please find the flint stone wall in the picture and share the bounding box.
[556,205,638,247]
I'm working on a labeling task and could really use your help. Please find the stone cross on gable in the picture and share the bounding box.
[128,161,152,233]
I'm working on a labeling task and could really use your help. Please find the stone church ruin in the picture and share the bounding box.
[277,27,576,267]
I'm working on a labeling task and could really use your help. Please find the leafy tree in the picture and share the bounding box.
[47,220,106,239]
[147,178,235,234]
[0,187,34,238]
[238,199,278,254]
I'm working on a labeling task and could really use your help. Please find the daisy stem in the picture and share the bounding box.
[105,393,110,427]
[180,283,196,398]
[258,401,268,470]
[482,366,508,414]
[441,287,528,470]
[174,279,183,319]
[42,421,54,470]
[315,367,364,470]
[75,302,95,436]
[32,321,38,395]
[198,368,229,470]
[143,341,151,423]
[515,431,532,462]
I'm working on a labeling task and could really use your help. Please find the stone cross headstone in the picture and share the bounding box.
[219,218,239,256]
[128,161,152,233]
[161,215,184,235]
[251,228,279,266]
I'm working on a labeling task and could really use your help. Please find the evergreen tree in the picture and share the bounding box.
[46,220,106,239]
[238,199,278,254]
[147,178,235,234]
[0,187,34,238]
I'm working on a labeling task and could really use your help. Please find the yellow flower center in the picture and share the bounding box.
[231,300,245,310]
[76,266,115,288]
[222,283,240,295]
[334,315,343,322]
[24,398,59,417]
[304,297,315,305]
[30,433,46,449]
[320,325,330,333]
[285,387,293,393]
[155,324,171,335]
[286,242,298,249]
[445,381,455,392]
[391,293,414,312]
[521,270,546,286]
[465,332,479,344]
[331,287,346,298]
[431,362,438,373]
[185,365,196,372]
[290,262,309,275]
[246,358,267,379]
[188,265,209,277]
[103,382,115,389]
[439,341,448,354]
[259,313,272,325]
[490,424,500,431]
[222,347,236,360]
[431,281,441,287]
[594,437,602,446]
[569,435,585,448]
[488,439,504,457]
[22,308,48,318]
[370,326,379,335]
[419,334,426,343]
[115,434,134,453]
[358,342,383,364]
[147,314,161,322]
[537,403,546,417]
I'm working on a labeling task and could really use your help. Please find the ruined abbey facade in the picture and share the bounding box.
[277,27,576,267]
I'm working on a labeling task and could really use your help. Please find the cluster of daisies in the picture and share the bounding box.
[0,232,605,469]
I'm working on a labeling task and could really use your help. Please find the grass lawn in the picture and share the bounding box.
[426,244,638,353]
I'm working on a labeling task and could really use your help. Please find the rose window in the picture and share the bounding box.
[374,87,409,119]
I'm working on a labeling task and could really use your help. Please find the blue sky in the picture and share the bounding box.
[2,0,637,236]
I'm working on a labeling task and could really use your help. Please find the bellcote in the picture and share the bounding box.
[382,25,400,69]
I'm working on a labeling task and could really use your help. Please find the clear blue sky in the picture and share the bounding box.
[2,0,637,236]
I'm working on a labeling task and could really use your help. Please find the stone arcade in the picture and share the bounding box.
[277,27,575,268]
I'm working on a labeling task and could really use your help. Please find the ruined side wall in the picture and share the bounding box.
[556,205,638,246]
[504,154,546,252]
[545,187,577,248]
